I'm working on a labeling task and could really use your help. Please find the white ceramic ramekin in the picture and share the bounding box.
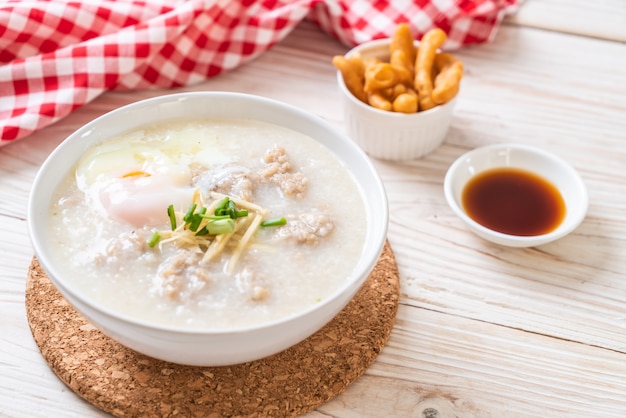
[337,38,458,161]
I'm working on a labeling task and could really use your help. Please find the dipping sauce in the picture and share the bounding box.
[461,167,566,236]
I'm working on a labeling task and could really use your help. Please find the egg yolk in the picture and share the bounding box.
[122,171,151,178]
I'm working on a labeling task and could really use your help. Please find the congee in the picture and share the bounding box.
[48,118,368,329]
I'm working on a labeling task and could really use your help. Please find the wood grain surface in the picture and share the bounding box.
[2,1,626,417]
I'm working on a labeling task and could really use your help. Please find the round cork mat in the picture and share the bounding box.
[25,241,399,418]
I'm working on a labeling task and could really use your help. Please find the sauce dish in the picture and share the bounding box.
[443,143,588,247]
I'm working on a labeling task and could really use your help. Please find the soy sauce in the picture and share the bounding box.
[462,167,566,236]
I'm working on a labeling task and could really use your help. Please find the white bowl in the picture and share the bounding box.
[443,143,588,247]
[28,92,388,366]
[337,38,458,161]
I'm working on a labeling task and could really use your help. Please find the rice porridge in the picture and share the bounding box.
[48,118,368,329]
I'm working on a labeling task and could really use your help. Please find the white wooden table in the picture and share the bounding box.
[3,1,626,416]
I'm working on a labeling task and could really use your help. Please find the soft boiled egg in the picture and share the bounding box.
[75,142,194,227]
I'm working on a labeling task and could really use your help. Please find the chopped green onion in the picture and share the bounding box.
[188,214,203,232]
[156,196,257,245]
[213,197,248,219]
[195,226,209,236]
[261,217,287,227]
[205,218,235,235]
[183,203,197,222]
[227,200,237,217]
[147,231,161,247]
[167,204,177,231]
[214,197,230,213]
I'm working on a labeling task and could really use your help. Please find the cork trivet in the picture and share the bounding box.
[25,241,399,418]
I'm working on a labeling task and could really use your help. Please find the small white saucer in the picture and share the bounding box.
[443,143,588,247]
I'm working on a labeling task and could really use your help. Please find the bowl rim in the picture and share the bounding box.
[443,142,588,247]
[28,91,389,334]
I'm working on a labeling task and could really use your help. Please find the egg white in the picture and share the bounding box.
[75,143,194,227]
[73,122,247,227]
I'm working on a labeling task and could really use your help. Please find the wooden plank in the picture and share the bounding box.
[311,308,626,417]
[506,0,626,42]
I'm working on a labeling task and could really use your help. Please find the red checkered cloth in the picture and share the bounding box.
[0,0,518,145]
